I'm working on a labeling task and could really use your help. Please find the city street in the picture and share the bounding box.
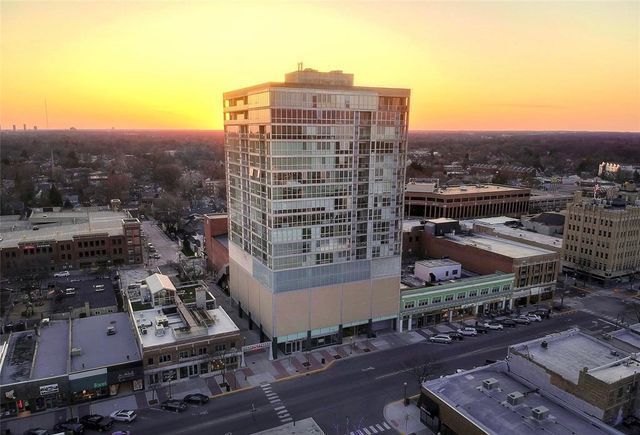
[141,220,181,266]
[91,310,602,435]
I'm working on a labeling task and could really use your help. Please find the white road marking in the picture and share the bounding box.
[274,405,285,411]
[363,428,371,435]
[369,425,378,433]
[383,422,391,429]
[281,417,293,422]
[376,424,384,431]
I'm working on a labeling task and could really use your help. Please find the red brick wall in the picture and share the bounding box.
[424,235,514,275]
[204,215,229,273]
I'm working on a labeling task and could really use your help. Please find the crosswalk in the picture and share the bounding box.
[349,421,392,435]
[260,383,292,424]
[581,308,626,325]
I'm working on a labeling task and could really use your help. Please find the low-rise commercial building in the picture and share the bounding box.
[470,219,563,254]
[405,182,530,220]
[563,191,640,283]
[0,313,144,417]
[0,208,143,276]
[399,273,515,331]
[126,273,241,388]
[424,222,559,307]
[509,329,640,424]
[420,360,622,435]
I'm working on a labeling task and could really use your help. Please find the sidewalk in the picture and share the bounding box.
[384,399,432,435]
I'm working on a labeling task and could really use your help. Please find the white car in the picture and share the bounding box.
[429,334,453,344]
[457,327,478,336]
[54,271,70,278]
[110,409,137,422]
[526,313,542,322]
[481,322,503,330]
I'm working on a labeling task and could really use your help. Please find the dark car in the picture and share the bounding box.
[161,399,188,412]
[448,332,464,341]
[500,319,517,327]
[183,393,210,404]
[79,414,113,432]
[23,429,49,435]
[53,419,84,434]
[475,325,489,334]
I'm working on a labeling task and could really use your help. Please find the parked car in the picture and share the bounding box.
[53,419,84,434]
[183,393,210,404]
[23,429,49,435]
[161,399,188,412]
[448,332,464,341]
[475,325,489,334]
[534,309,551,319]
[111,431,132,435]
[429,334,453,344]
[80,414,113,432]
[481,322,504,330]
[526,313,542,322]
[513,316,531,325]
[500,319,517,327]
[457,327,478,337]
[109,410,137,423]
[53,271,70,278]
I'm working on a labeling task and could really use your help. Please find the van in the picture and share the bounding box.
[94,284,105,292]
[65,288,76,296]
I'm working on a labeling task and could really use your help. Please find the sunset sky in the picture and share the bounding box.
[1,1,638,131]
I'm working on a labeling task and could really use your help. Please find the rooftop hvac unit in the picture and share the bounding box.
[155,324,165,337]
[482,378,500,390]
[71,347,82,356]
[507,391,524,406]
[107,326,116,335]
[531,406,549,421]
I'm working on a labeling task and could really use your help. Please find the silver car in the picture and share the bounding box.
[429,334,453,344]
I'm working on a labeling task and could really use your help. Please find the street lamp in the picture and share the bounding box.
[403,381,409,406]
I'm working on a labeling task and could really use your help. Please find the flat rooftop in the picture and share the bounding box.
[402,219,423,232]
[510,329,633,384]
[424,361,618,435]
[134,306,239,349]
[0,210,130,249]
[609,324,640,350]
[401,272,513,299]
[415,258,460,268]
[442,233,556,259]
[406,183,528,195]
[470,222,564,250]
[0,321,69,384]
[70,313,141,372]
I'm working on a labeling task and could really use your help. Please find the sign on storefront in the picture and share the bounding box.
[39,384,59,396]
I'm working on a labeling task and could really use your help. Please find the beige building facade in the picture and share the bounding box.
[563,191,640,282]
[224,68,409,356]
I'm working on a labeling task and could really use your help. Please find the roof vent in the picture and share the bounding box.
[107,326,116,335]
[531,406,549,420]
[507,391,524,406]
[155,323,166,337]
[541,340,548,349]
[71,347,82,356]
[482,378,500,390]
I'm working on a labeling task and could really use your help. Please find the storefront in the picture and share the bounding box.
[107,362,144,396]
[1,377,69,417]
[69,369,109,403]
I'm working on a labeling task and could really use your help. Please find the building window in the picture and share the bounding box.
[480,289,489,295]
[159,354,171,363]
[147,357,154,365]
[445,294,454,302]
[491,287,500,293]
[404,301,415,309]
[457,292,465,300]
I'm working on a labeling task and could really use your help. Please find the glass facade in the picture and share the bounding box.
[225,75,409,293]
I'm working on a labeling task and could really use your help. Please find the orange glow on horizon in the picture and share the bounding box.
[1,1,638,131]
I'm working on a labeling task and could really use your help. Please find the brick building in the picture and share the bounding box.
[423,220,559,307]
[203,214,229,276]
[0,209,143,276]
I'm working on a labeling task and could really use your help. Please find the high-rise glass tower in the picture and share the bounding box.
[224,67,410,357]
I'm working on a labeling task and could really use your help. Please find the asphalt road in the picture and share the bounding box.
[141,221,180,266]
[125,310,602,435]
